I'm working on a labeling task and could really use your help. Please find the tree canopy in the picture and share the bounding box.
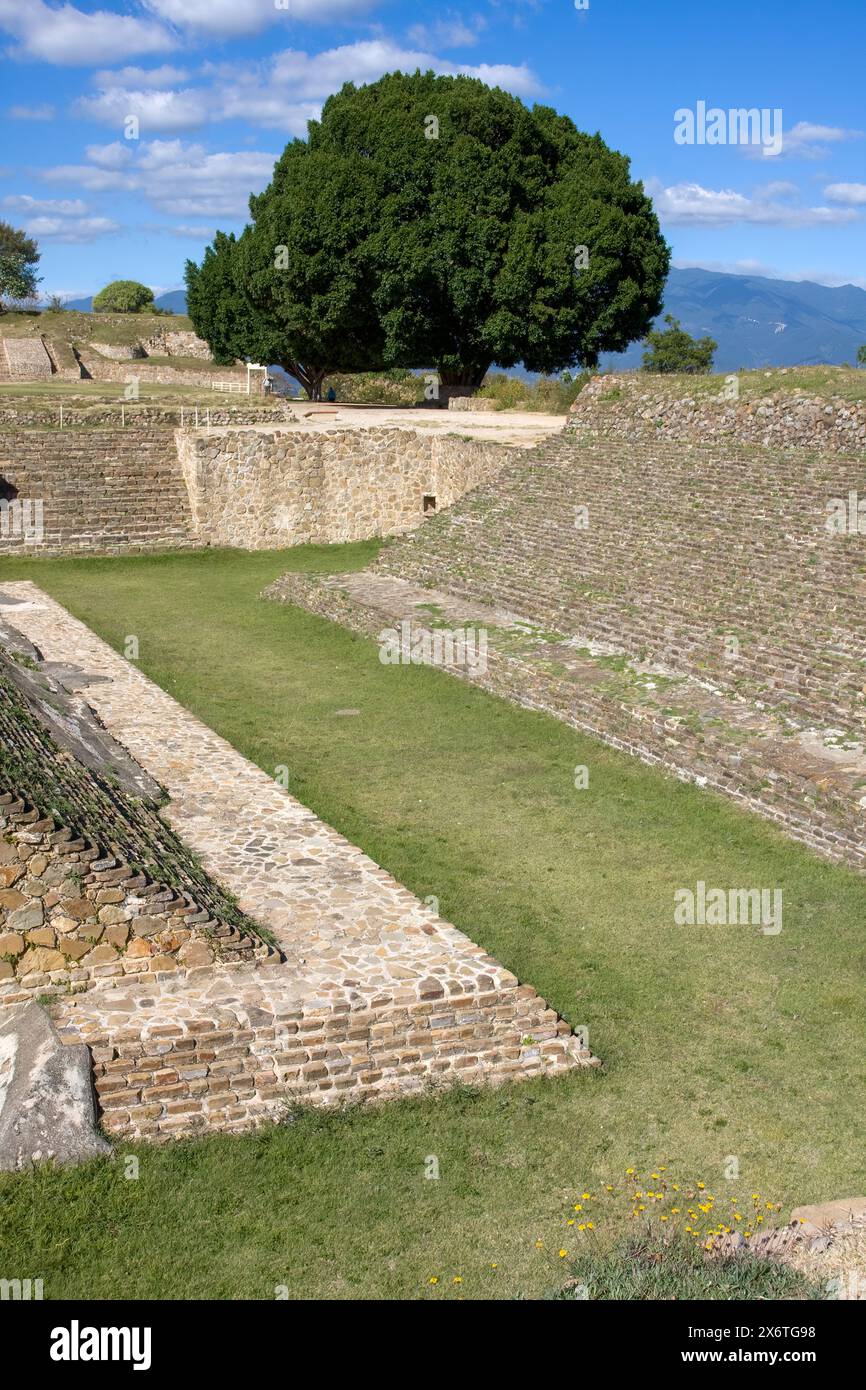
[92,280,155,313]
[186,70,670,397]
[641,314,717,375]
[0,222,40,311]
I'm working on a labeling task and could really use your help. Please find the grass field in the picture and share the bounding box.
[1,544,864,1300]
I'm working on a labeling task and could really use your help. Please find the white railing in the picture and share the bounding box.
[211,380,246,393]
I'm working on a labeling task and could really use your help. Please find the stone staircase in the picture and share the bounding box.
[268,428,866,869]
[0,428,197,553]
[380,432,866,734]
[1,338,52,380]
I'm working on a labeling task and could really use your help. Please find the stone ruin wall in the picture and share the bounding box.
[0,797,266,998]
[570,372,866,453]
[76,353,248,389]
[1,422,513,555]
[175,425,513,547]
[54,961,588,1142]
[0,779,591,1143]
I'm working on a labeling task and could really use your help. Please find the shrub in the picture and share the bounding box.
[92,280,155,314]
[642,314,717,374]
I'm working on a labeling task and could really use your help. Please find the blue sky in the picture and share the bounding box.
[1,0,863,299]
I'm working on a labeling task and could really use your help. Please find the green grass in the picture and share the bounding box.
[1,544,865,1300]
[620,364,866,404]
[549,1229,821,1301]
[0,307,193,344]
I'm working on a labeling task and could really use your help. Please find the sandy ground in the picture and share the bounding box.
[215,403,568,448]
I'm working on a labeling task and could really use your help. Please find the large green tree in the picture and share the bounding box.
[187,70,669,398]
[308,72,670,391]
[186,146,385,399]
[0,222,40,311]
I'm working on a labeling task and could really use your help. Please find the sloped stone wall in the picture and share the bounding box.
[0,428,195,553]
[0,799,264,998]
[2,339,52,380]
[569,373,866,452]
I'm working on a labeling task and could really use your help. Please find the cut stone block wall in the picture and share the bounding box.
[53,962,590,1140]
[0,584,598,1140]
[76,352,247,388]
[175,426,513,547]
[0,797,266,998]
[0,404,292,429]
[142,330,213,360]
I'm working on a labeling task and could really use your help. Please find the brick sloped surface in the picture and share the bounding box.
[267,428,866,869]
[0,428,196,554]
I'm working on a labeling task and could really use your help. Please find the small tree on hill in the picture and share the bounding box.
[857,344,866,367]
[0,222,41,312]
[641,314,717,374]
[92,280,155,314]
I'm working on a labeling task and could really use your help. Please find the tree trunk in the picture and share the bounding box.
[282,360,327,400]
[436,364,490,405]
[437,364,490,391]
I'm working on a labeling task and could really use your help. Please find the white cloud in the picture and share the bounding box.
[143,0,377,36]
[824,182,866,206]
[747,120,865,160]
[42,163,139,193]
[169,225,217,239]
[76,86,210,133]
[137,145,277,217]
[407,14,488,48]
[73,39,545,138]
[267,39,545,104]
[0,0,173,65]
[7,103,55,120]
[647,178,862,227]
[4,194,89,215]
[22,214,120,243]
[85,142,136,170]
[92,65,190,89]
[43,139,278,219]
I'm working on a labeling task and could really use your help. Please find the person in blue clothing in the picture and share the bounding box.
[326,386,336,403]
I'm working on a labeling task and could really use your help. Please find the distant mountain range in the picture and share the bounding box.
[600,267,866,373]
[55,269,866,374]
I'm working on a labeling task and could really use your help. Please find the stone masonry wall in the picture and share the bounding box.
[0,428,194,554]
[569,372,866,453]
[0,403,292,429]
[77,352,248,388]
[142,330,214,360]
[53,960,590,1140]
[176,426,513,547]
[0,797,266,998]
